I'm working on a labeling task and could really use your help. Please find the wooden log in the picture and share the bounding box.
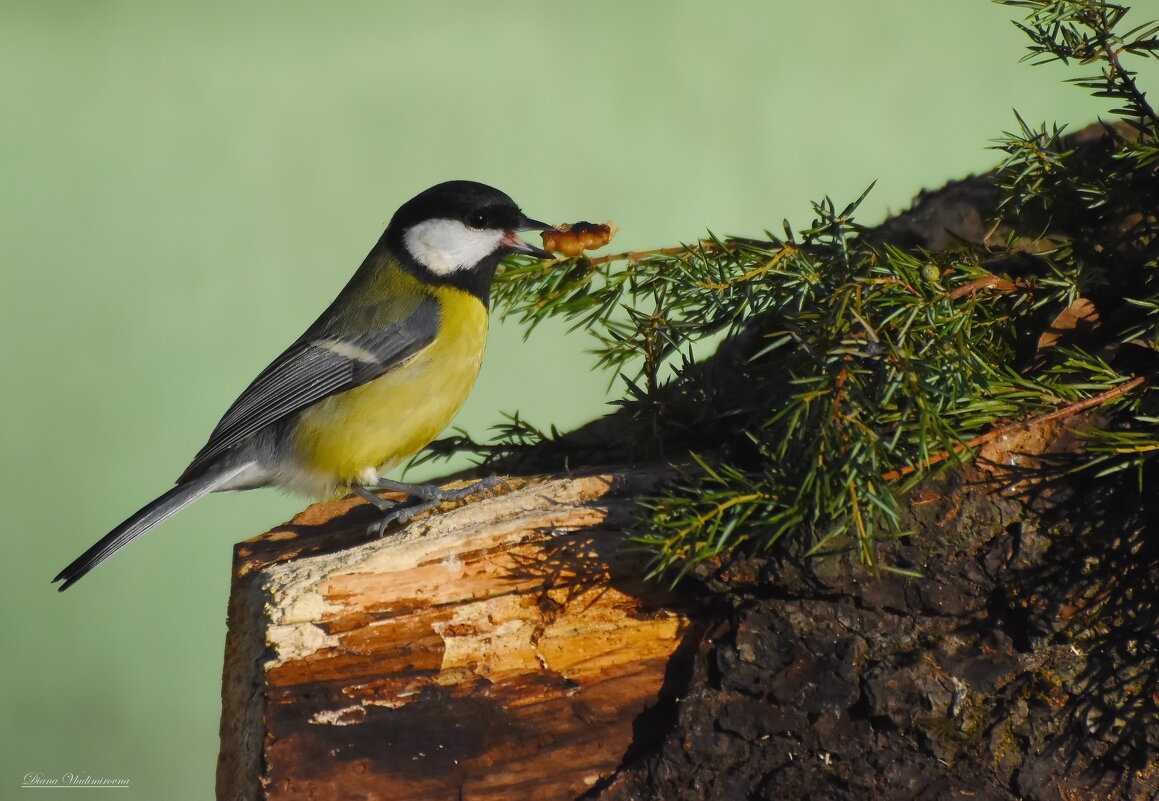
[217,470,695,801]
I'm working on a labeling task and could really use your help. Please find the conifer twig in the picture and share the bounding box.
[881,376,1147,481]
[477,1,1159,578]
[947,275,1027,300]
[585,242,721,268]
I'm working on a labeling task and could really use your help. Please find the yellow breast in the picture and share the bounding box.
[290,285,488,494]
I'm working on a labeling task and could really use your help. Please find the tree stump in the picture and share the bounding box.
[218,125,1159,799]
[217,470,697,801]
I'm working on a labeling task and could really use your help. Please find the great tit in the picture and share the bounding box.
[54,180,551,591]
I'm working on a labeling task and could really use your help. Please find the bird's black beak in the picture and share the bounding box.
[502,214,553,259]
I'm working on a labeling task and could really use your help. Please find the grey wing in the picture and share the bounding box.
[177,299,439,483]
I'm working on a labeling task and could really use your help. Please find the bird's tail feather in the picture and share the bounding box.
[53,462,252,591]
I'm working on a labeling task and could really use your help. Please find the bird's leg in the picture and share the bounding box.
[360,475,510,535]
[352,485,396,512]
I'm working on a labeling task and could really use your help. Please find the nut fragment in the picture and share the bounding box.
[541,221,618,257]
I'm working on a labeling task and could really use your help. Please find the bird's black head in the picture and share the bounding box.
[385,180,550,299]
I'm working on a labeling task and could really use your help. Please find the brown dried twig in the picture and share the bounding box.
[881,376,1147,482]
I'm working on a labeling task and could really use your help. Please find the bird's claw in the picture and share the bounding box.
[439,474,510,502]
[364,474,511,537]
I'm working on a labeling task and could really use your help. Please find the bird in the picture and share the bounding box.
[54,180,551,591]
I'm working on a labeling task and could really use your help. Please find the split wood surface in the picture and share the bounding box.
[217,469,693,801]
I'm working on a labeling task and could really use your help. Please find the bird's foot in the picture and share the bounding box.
[356,475,510,536]
[426,474,510,503]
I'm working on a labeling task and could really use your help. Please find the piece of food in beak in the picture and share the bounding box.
[541,221,619,257]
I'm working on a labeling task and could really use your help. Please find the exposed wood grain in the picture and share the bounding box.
[218,470,695,801]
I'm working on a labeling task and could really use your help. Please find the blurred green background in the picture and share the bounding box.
[3,0,1154,797]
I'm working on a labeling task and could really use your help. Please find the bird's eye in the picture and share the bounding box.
[466,211,488,230]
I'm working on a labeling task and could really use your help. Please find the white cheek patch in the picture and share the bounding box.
[403,218,506,275]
